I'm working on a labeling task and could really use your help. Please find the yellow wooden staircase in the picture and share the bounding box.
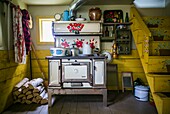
[130,7,170,114]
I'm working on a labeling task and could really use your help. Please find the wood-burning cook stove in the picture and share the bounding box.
[46,21,107,107]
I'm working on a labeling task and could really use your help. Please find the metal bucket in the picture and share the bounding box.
[134,85,149,101]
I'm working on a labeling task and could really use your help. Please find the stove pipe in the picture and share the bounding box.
[69,0,87,18]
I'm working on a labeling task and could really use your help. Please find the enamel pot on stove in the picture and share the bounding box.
[70,44,80,56]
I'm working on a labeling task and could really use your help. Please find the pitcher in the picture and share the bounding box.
[63,10,70,21]
[83,43,92,55]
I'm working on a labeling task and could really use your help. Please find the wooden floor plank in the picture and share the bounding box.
[89,102,98,114]
[49,95,65,114]
[2,91,158,114]
[96,102,112,114]
[26,104,44,114]
[76,95,90,114]
[15,104,32,114]
[60,95,72,114]
[39,105,48,114]
[68,95,77,114]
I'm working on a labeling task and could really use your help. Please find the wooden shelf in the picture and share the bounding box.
[103,22,132,26]
[101,37,115,42]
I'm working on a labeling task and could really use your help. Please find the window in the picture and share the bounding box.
[37,16,55,45]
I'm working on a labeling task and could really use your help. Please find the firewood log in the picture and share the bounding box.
[27,94,33,99]
[29,78,43,88]
[25,100,32,104]
[28,84,34,90]
[22,96,26,100]
[22,88,29,94]
[32,97,38,103]
[13,78,29,91]
[40,93,48,104]
[21,82,30,90]
[13,88,22,96]
[33,85,44,93]
[25,91,32,95]
[36,89,46,100]
[33,92,39,97]
[18,94,25,99]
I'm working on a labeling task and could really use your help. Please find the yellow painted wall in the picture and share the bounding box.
[0,1,28,113]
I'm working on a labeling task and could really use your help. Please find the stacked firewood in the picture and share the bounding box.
[13,78,48,105]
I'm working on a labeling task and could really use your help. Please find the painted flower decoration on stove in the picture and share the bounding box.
[74,38,84,48]
[86,38,97,49]
[60,39,70,48]
[67,23,84,33]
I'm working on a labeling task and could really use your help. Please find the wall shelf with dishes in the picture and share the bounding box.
[115,29,132,55]
[101,10,132,55]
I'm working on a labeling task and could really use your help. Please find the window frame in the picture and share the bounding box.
[36,16,55,45]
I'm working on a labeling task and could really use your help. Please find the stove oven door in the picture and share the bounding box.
[62,60,92,83]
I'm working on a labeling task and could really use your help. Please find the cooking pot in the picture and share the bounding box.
[70,44,80,56]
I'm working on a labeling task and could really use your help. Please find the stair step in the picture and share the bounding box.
[147,74,170,92]
[153,92,170,114]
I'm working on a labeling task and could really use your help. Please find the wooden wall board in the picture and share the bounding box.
[31,60,48,67]
[113,59,143,68]
[0,53,30,113]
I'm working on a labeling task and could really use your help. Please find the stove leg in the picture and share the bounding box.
[103,89,107,107]
[48,88,53,107]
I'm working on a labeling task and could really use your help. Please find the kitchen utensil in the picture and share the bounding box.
[83,43,92,54]
[63,10,70,21]
[102,51,112,63]
[75,18,86,21]
[70,44,80,56]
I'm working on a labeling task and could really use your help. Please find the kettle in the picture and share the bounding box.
[70,44,80,56]
[63,10,70,21]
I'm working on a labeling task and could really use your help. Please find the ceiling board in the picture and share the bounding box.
[21,0,73,5]
[22,0,134,5]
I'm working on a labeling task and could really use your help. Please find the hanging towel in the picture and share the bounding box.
[21,9,32,55]
[12,6,26,64]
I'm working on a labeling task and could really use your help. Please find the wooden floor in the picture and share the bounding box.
[2,91,158,114]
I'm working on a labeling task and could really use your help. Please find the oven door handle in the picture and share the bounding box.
[71,62,80,65]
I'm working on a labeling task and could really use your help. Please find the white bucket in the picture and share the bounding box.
[134,85,149,101]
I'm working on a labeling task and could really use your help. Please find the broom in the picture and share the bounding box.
[31,43,48,90]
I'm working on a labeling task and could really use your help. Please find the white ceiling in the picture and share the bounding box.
[21,0,167,8]
[21,0,134,5]
[21,0,73,5]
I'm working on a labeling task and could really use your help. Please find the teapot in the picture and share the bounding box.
[70,44,80,56]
